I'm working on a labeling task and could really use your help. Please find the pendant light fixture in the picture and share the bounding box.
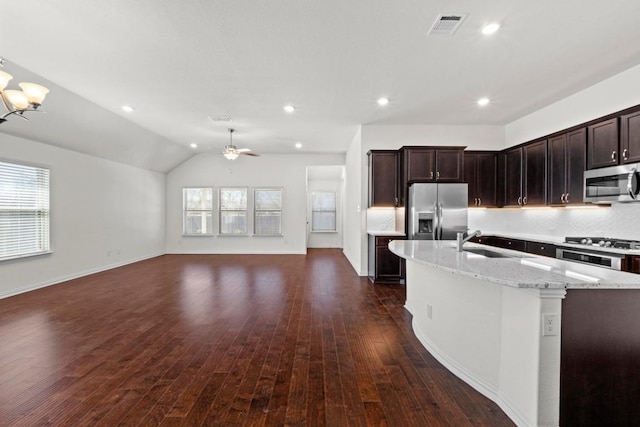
[0,58,50,124]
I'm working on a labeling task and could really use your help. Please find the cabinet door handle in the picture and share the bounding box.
[473,197,477,206]
[436,171,440,180]
[478,197,481,206]
[565,193,569,203]
[612,151,617,162]
[517,196,522,205]
[623,149,629,160]
[561,193,566,203]
[430,171,434,179]
[523,196,527,205]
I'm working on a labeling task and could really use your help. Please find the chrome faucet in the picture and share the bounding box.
[456,230,482,252]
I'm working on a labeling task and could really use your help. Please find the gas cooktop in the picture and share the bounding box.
[564,237,640,250]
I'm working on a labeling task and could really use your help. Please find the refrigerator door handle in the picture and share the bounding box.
[436,202,443,240]
[433,202,440,240]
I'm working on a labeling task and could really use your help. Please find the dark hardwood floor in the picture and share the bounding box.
[0,249,514,426]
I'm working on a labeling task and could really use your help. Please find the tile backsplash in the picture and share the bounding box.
[367,207,405,233]
[469,204,640,241]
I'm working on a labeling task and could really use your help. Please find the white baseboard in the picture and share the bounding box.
[342,249,367,276]
[0,252,164,300]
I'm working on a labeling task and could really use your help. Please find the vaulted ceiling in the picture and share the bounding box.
[2,1,640,172]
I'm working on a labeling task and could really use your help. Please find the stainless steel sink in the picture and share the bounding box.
[463,248,525,258]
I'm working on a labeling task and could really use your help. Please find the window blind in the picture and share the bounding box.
[183,188,213,235]
[254,188,282,235]
[220,187,248,234]
[311,192,336,232]
[0,160,50,261]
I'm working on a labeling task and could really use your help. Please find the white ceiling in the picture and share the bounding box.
[2,1,640,172]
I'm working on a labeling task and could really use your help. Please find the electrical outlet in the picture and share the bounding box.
[542,313,560,336]
[427,304,433,319]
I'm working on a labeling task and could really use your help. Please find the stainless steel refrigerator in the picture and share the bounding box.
[407,183,468,240]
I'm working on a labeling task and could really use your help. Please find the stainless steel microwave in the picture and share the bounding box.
[584,162,640,203]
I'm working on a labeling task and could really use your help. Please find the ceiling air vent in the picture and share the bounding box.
[428,14,467,36]
[208,115,233,122]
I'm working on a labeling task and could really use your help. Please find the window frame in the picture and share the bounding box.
[219,186,249,235]
[311,191,337,233]
[253,187,283,236]
[182,187,214,236]
[0,159,51,262]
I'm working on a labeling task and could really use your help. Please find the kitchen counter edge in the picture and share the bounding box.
[388,240,640,289]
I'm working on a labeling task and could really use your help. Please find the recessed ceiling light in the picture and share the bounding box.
[283,105,295,113]
[121,105,135,113]
[295,142,302,149]
[190,143,198,149]
[377,97,389,106]
[481,23,500,35]
[477,97,490,106]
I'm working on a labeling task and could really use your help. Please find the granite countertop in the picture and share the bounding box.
[388,240,640,289]
[367,231,406,237]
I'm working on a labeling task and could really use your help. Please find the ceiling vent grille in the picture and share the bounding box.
[428,14,467,36]
[208,115,233,122]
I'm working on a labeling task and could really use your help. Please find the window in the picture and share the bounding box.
[254,188,282,235]
[0,160,50,261]
[183,188,213,235]
[311,192,336,232]
[220,187,248,234]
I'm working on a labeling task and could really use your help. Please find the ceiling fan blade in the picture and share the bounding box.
[240,151,260,157]
[237,148,252,153]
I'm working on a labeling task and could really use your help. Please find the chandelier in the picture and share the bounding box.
[0,58,50,124]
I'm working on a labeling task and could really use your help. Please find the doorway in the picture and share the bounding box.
[306,165,344,248]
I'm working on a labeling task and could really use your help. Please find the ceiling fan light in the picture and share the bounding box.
[18,82,49,107]
[224,152,239,160]
[4,90,29,110]
[0,70,13,91]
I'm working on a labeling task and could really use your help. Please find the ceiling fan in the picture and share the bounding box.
[222,128,259,160]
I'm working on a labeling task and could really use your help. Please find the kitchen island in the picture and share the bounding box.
[389,240,640,427]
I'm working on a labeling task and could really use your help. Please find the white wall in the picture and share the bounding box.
[506,63,640,148]
[362,124,506,151]
[0,134,166,298]
[342,127,366,274]
[165,152,344,254]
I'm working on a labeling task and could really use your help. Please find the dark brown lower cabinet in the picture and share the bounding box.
[561,289,640,426]
[368,235,405,283]
[524,241,557,257]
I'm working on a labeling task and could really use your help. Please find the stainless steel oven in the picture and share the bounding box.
[584,162,640,203]
[556,247,625,270]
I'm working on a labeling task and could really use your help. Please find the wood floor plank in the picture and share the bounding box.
[0,250,514,426]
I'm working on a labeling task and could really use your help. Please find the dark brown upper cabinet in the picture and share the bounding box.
[400,146,464,183]
[368,150,399,207]
[503,140,547,206]
[464,151,497,207]
[548,128,586,205]
[503,147,523,206]
[587,117,619,169]
[523,141,548,205]
[621,110,640,164]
